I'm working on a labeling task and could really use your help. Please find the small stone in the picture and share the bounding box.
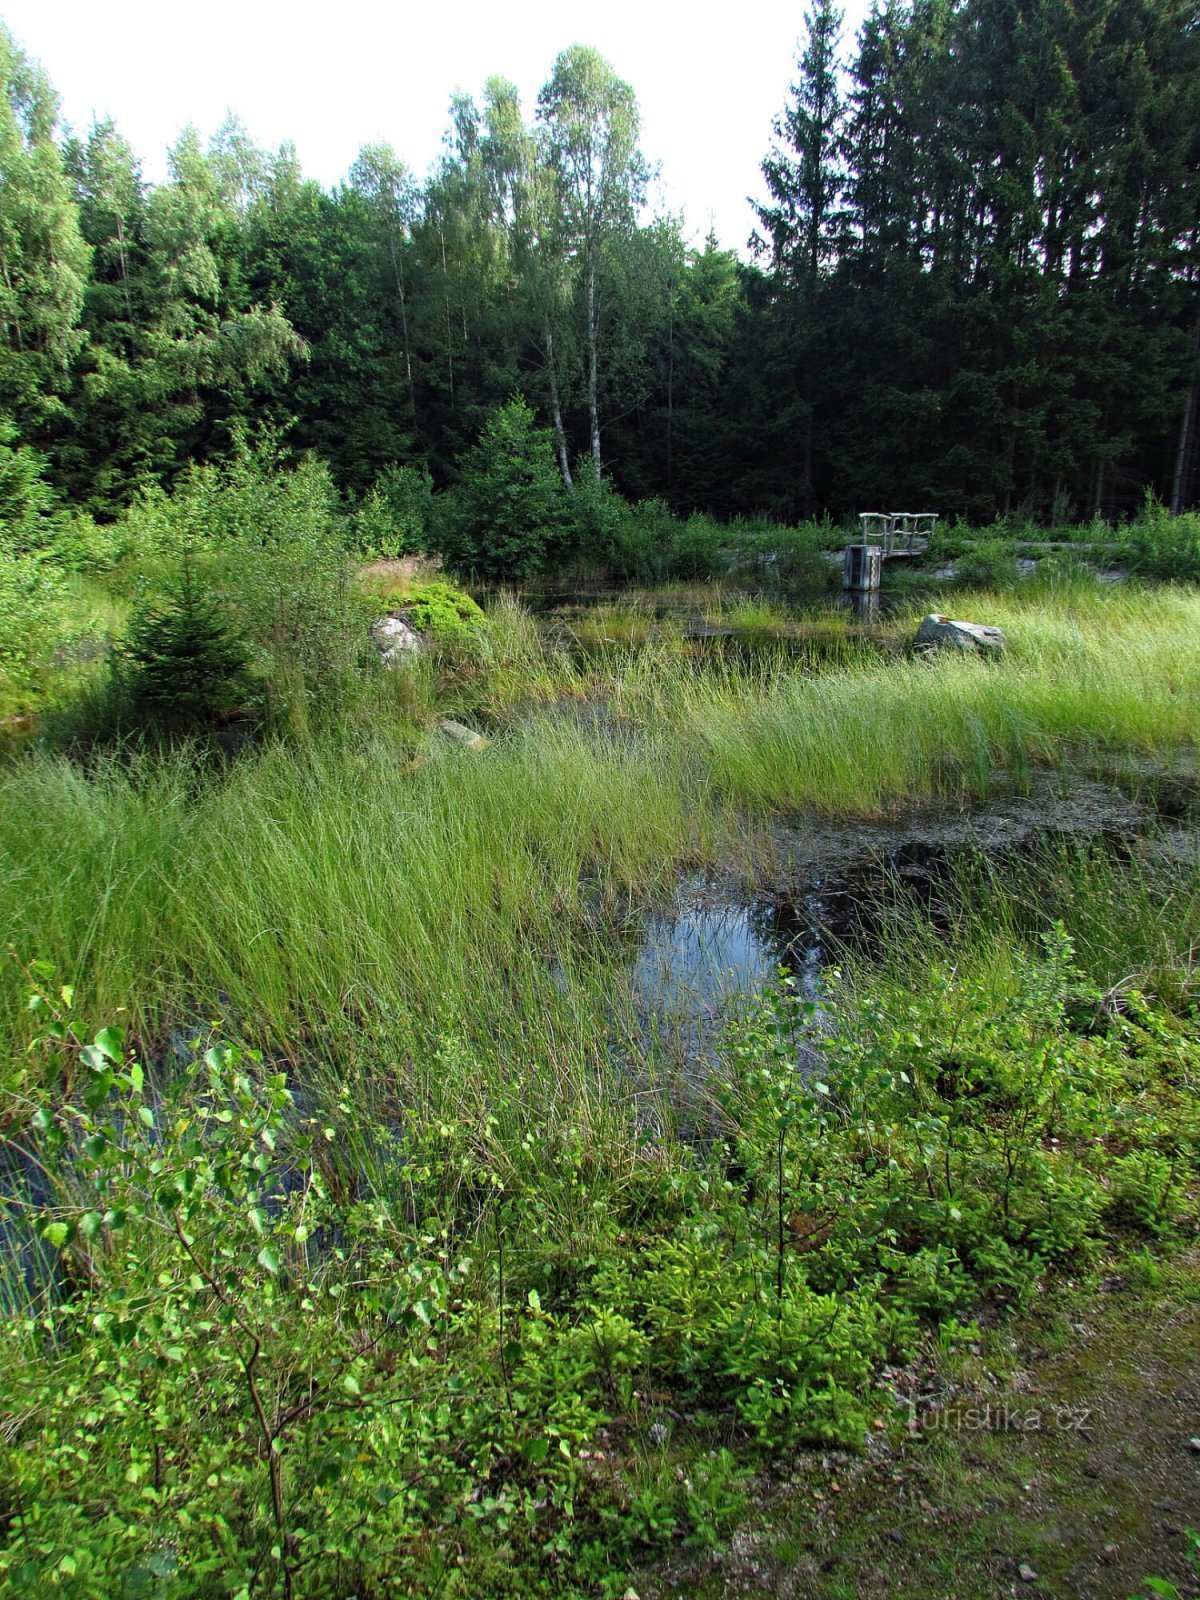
[1018,1563,1038,1583]
[1098,1545,1118,1564]
[887,1528,905,1545]
[1188,1437,1200,1453]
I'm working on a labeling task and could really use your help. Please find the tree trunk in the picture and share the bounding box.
[1170,309,1200,513]
[587,247,601,484]
[115,217,132,321]
[386,229,416,418]
[545,321,573,491]
[666,276,674,506]
[438,226,454,408]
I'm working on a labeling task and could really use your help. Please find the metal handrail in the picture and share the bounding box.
[858,512,939,556]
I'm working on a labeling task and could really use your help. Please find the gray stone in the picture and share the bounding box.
[370,614,423,666]
[437,718,488,751]
[914,613,1007,654]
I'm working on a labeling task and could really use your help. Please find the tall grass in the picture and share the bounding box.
[1,582,1197,1081]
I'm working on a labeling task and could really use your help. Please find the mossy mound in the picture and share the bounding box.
[382,581,486,647]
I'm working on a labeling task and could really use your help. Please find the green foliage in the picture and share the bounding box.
[954,537,1021,590]
[0,551,72,712]
[1125,500,1200,581]
[5,901,1197,1593]
[718,927,1199,1335]
[592,494,677,581]
[123,556,250,731]
[352,463,433,556]
[0,420,57,548]
[435,398,571,580]
[381,580,486,647]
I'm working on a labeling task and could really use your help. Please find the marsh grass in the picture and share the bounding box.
[2,581,1198,1085]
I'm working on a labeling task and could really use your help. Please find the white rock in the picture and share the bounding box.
[437,718,488,751]
[370,615,423,666]
[915,613,1007,654]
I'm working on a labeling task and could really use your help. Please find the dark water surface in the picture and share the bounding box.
[626,771,1194,1066]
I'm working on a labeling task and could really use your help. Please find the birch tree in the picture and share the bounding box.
[537,46,647,484]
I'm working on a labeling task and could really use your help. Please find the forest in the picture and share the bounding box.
[2,4,1200,1600]
[1,0,1199,533]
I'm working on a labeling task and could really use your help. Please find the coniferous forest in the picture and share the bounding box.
[2,0,1199,528]
[3,7,1200,1600]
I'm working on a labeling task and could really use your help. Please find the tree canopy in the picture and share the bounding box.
[0,5,1197,527]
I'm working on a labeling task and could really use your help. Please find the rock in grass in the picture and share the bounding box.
[914,613,1007,654]
[1018,1562,1038,1582]
[371,614,424,666]
[437,717,488,751]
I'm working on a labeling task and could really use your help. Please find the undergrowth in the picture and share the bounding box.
[1,904,1196,1597]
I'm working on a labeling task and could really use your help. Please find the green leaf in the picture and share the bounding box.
[92,1026,124,1063]
[42,1221,68,1248]
[257,1246,280,1277]
[137,1106,155,1128]
[342,1372,361,1396]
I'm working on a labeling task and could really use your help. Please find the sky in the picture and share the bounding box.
[5,0,870,256]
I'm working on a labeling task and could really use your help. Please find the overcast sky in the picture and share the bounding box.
[6,0,871,255]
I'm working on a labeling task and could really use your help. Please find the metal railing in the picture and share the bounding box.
[858,512,939,557]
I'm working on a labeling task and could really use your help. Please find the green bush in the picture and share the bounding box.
[123,560,251,732]
[563,475,637,576]
[353,463,434,557]
[1125,498,1200,580]
[3,899,1199,1595]
[0,421,58,554]
[0,553,72,713]
[434,398,571,580]
[380,580,486,648]
[955,536,1021,589]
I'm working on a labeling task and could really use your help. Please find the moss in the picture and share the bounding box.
[382,581,486,647]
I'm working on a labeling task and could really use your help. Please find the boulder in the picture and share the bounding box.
[371,614,423,666]
[437,717,488,751]
[914,613,1006,654]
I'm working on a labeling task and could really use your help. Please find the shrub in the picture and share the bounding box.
[955,537,1021,589]
[380,580,486,648]
[353,463,434,557]
[562,475,636,575]
[0,419,58,553]
[434,398,571,580]
[609,496,678,581]
[123,557,251,731]
[1126,497,1200,580]
[0,552,73,713]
